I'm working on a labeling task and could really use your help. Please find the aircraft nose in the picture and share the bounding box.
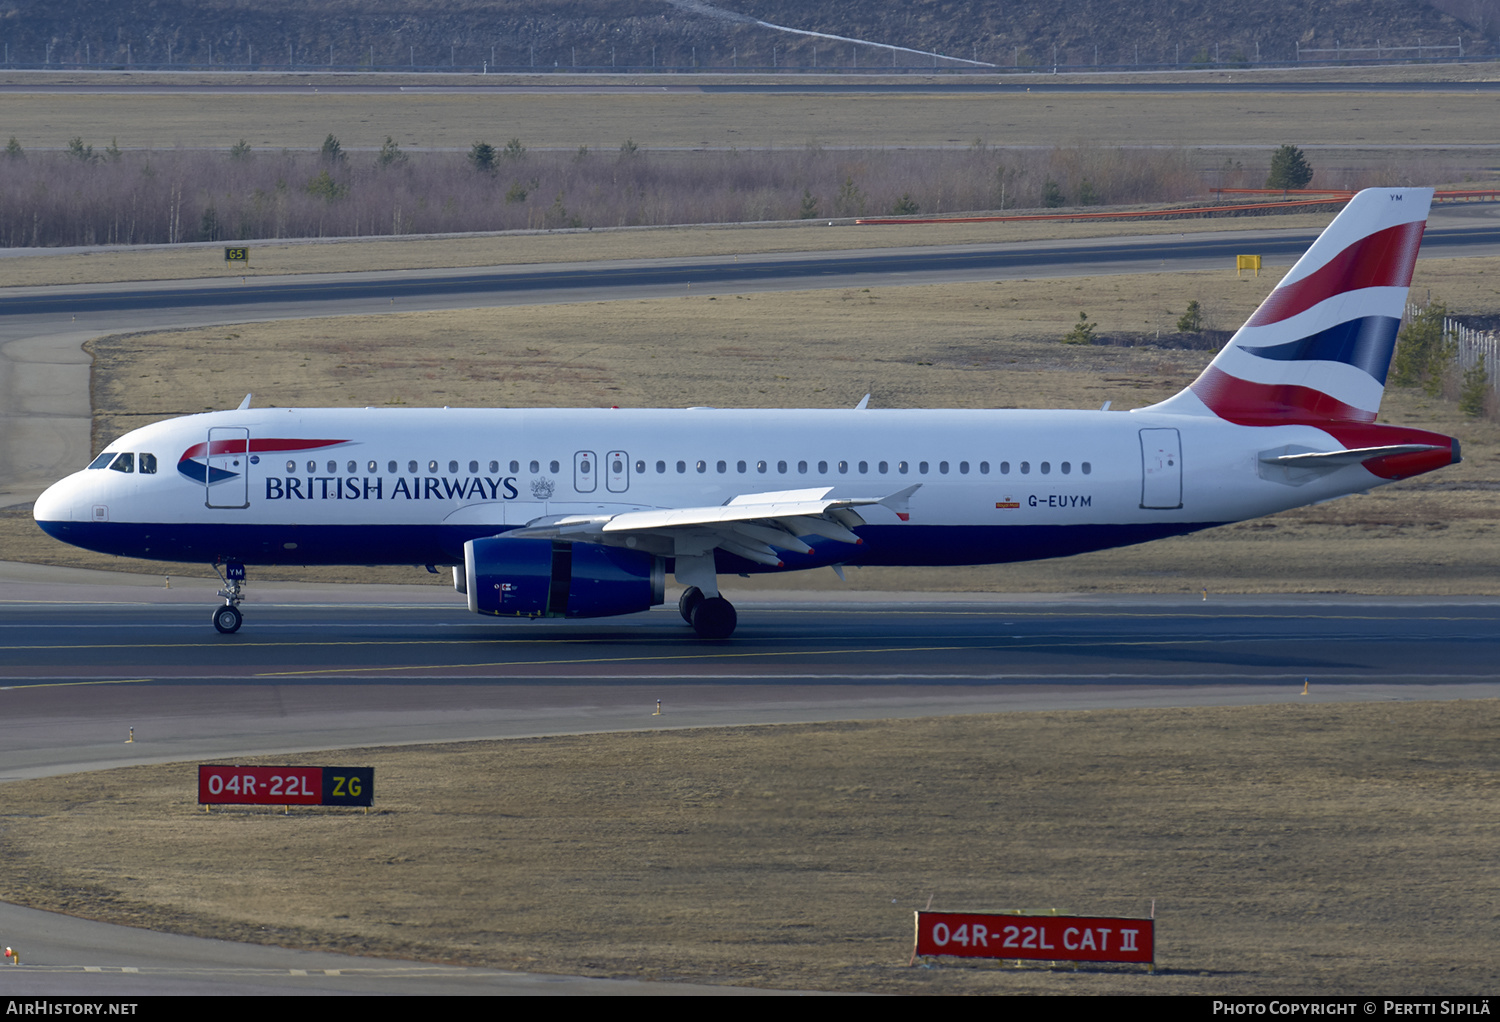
[33,473,79,525]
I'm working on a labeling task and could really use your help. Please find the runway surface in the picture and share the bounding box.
[5,576,1499,783]
[7,221,1500,319]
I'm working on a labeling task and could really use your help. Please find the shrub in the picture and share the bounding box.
[320,134,345,165]
[376,136,407,168]
[1062,311,1097,345]
[66,137,94,162]
[799,189,819,219]
[1391,302,1455,396]
[228,139,252,160]
[891,192,920,215]
[1042,178,1064,207]
[503,138,527,161]
[469,141,497,174]
[1266,145,1313,190]
[1177,300,1202,333]
[5,137,22,159]
[1460,355,1490,418]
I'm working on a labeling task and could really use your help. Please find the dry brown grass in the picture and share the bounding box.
[2,701,1496,993]
[8,256,1500,594]
[5,82,1500,153]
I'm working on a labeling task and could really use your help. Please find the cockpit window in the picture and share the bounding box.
[88,452,115,470]
[108,453,134,474]
[139,453,157,474]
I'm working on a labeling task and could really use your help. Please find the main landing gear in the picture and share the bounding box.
[211,562,247,634]
[678,586,737,640]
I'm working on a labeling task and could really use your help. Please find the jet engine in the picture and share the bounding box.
[463,536,665,619]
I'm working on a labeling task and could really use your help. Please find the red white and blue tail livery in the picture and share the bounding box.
[34,188,1461,638]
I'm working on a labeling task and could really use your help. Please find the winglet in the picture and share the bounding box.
[236,394,252,410]
[880,483,921,521]
[855,393,871,410]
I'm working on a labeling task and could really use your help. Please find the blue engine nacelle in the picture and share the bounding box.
[464,536,665,619]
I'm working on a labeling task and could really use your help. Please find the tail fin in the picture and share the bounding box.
[1148,187,1432,425]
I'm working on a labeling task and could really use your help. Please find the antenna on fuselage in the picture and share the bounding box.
[236,394,252,410]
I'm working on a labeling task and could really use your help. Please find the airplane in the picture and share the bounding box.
[32,187,1460,639]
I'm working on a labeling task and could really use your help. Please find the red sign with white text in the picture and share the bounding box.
[914,911,1154,964]
[198,765,322,805]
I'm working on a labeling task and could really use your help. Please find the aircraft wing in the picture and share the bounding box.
[504,484,920,567]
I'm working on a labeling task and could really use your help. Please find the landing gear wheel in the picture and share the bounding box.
[678,586,704,624]
[213,604,243,634]
[690,596,737,640]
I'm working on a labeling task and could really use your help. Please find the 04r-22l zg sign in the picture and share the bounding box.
[198,765,374,807]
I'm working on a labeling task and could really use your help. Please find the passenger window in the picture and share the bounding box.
[287,460,297,473]
[308,461,317,473]
[778,461,787,473]
[858,461,868,473]
[348,460,358,473]
[716,461,727,473]
[838,461,848,474]
[139,453,158,474]
[490,460,499,473]
[1000,461,1010,474]
[736,460,746,473]
[798,461,808,473]
[656,460,666,473]
[388,461,397,473]
[1020,461,1031,474]
[109,453,134,473]
[549,460,560,473]
[757,461,767,473]
[88,452,114,469]
[1061,462,1071,475]
[818,461,828,473]
[939,461,949,474]
[408,460,418,473]
[676,461,686,473]
[428,461,439,473]
[450,460,460,474]
[878,461,888,474]
[1082,462,1092,475]
[898,461,909,474]
[919,462,929,474]
[510,460,520,473]
[529,460,539,473]
[1040,462,1051,475]
[980,461,990,474]
[328,460,337,473]
[579,458,591,474]
[696,460,707,473]
[959,461,969,474]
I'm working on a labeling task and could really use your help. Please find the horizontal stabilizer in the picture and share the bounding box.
[1259,444,1445,468]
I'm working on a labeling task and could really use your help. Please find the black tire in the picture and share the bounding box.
[213,605,243,634]
[690,596,737,640]
[678,586,704,624]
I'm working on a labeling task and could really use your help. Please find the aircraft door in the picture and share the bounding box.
[206,426,251,509]
[573,450,597,493]
[1139,428,1182,509]
[606,450,629,493]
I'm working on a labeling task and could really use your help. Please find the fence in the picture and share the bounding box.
[1405,303,1499,399]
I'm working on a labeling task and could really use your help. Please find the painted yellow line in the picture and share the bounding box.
[0,677,153,689]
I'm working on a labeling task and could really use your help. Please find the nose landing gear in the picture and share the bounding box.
[211,562,247,634]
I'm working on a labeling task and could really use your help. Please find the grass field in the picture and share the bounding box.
[2,701,1495,993]
[4,82,1500,155]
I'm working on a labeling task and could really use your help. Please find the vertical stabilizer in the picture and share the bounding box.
[1146,187,1432,424]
